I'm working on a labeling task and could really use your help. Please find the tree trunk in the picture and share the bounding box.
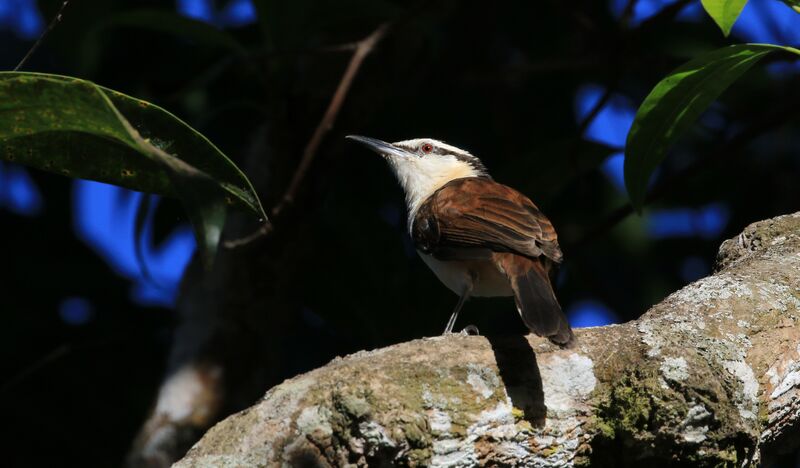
[174,212,800,467]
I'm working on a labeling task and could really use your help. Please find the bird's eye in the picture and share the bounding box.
[421,143,434,154]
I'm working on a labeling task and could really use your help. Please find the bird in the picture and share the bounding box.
[347,135,574,347]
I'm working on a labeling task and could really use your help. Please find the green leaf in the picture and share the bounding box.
[0,72,267,266]
[701,0,749,36]
[624,44,800,212]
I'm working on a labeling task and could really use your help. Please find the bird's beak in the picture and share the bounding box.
[346,135,408,158]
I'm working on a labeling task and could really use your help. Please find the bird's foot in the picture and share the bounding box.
[460,325,480,336]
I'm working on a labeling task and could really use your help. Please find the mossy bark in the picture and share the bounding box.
[175,213,800,467]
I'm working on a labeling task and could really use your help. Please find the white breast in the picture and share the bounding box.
[418,252,513,298]
[385,154,480,224]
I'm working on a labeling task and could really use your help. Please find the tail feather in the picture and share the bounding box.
[496,253,575,347]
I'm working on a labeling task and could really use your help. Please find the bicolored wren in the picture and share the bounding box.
[348,136,574,346]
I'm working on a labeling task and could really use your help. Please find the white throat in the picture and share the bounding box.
[385,154,482,223]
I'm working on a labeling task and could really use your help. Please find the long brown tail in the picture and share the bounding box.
[495,253,575,347]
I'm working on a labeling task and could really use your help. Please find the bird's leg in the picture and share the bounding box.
[443,282,473,335]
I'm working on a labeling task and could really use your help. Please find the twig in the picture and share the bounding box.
[14,1,70,71]
[320,42,362,53]
[0,345,69,394]
[563,78,621,194]
[250,40,367,60]
[224,22,391,249]
[272,23,390,217]
[576,86,615,137]
[222,216,271,248]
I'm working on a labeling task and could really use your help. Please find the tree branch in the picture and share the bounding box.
[224,22,390,248]
[177,212,800,467]
[271,22,390,217]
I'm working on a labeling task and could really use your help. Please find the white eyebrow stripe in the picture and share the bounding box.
[392,138,475,158]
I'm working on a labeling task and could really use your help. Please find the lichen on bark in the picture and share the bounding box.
[175,213,800,467]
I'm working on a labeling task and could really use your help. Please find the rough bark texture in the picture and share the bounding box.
[174,213,800,467]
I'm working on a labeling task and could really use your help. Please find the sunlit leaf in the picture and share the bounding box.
[701,0,749,36]
[624,44,800,212]
[0,72,267,266]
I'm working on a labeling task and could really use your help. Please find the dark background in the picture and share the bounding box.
[1,0,799,466]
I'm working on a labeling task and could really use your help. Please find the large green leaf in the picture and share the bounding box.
[624,44,800,211]
[0,72,267,265]
[701,0,749,36]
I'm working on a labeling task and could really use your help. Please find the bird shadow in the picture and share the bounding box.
[486,334,546,427]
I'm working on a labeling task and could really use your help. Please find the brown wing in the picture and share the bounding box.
[412,177,563,264]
